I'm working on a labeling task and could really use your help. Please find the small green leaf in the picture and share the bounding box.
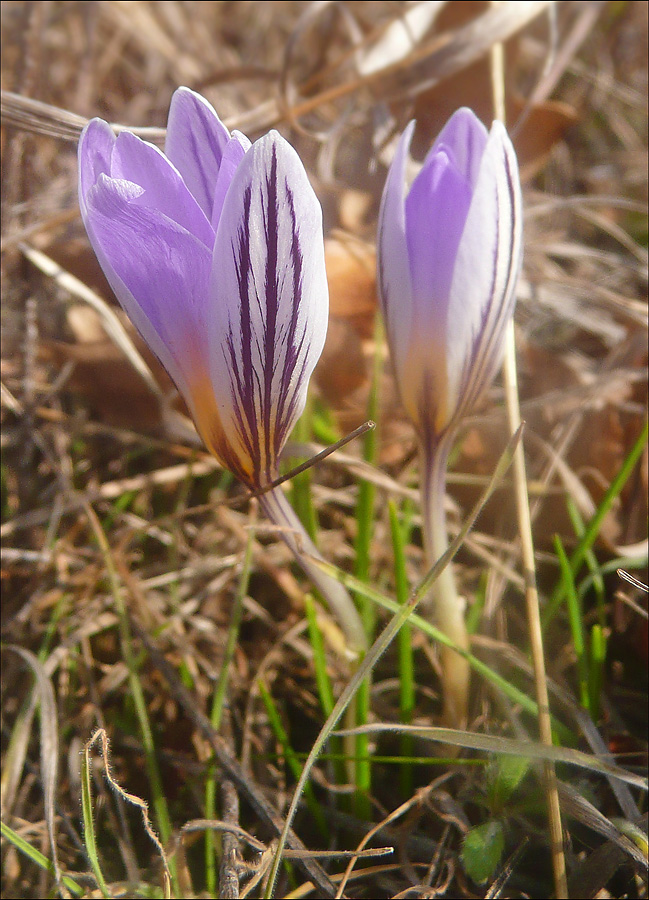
[462,820,505,884]
[488,754,530,811]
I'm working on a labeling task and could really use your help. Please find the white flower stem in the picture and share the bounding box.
[421,433,470,728]
[258,486,368,655]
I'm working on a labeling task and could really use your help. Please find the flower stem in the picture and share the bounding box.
[258,486,367,655]
[421,433,470,728]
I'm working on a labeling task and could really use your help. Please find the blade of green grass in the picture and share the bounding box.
[588,624,607,724]
[566,497,606,627]
[0,821,84,898]
[80,739,111,898]
[352,314,383,817]
[304,594,335,717]
[388,499,415,797]
[258,680,329,840]
[554,535,590,711]
[544,419,648,626]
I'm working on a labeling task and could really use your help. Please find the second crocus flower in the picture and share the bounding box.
[378,108,523,725]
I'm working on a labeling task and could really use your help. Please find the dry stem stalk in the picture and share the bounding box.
[490,12,568,897]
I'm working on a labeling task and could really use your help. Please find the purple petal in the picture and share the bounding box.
[78,119,116,218]
[111,130,214,247]
[377,121,415,391]
[165,87,231,220]
[427,107,489,190]
[82,172,213,418]
[210,131,251,231]
[207,131,328,486]
[445,120,522,421]
[405,146,473,324]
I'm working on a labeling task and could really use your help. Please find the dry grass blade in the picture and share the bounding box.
[556,781,648,873]
[230,0,555,133]
[0,89,166,144]
[490,12,568,892]
[0,89,89,142]
[334,781,444,899]
[85,728,171,897]
[20,244,164,400]
[178,818,266,853]
[333,723,647,791]
[3,646,62,895]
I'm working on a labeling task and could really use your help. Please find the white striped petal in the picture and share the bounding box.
[207,131,328,487]
[445,120,522,424]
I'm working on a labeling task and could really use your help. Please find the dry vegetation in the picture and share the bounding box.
[1,2,647,898]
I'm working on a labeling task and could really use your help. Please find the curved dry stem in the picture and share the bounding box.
[258,486,367,655]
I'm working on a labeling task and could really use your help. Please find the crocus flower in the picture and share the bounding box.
[78,87,366,653]
[377,108,523,725]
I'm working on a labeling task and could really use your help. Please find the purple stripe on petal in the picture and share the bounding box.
[261,144,280,479]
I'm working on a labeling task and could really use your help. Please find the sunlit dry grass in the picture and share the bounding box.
[1,2,647,898]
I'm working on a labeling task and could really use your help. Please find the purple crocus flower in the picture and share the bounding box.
[378,108,522,446]
[79,87,327,491]
[78,88,366,652]
[377,109,523,726]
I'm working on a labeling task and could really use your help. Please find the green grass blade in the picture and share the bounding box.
[388,499,415,796]
[0,821,84,897]
[589,624,607,723]
[566,497,606,627]
[545,419,648,626]
[352,313,383,815]
[304,594,348,795]
[554,535,590,711]
[258,680,329,840]
[304,594,335,718]
[80,740,111,898]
